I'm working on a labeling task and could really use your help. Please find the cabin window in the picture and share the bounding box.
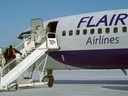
[83,29,87,35]
[69,30,73,36]
[114,27,118,33]
[98,28,102,34]
[76,30,80,35]
[90,29,94,34]
[62,31,66,36]
[105,28,110,33]
[122,27,127,33]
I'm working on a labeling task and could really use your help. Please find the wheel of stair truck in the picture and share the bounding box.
[7,83,18,91]
[14,84,18,91]
[43,75,54,87]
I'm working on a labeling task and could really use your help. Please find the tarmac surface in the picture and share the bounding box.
[1,70,128,96]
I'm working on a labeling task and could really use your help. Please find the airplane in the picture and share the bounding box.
[1,9,128,89]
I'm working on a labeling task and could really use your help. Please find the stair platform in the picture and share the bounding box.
[18,81,47,88]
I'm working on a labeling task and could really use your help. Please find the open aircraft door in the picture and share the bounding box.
[31,18,44,44]
[46,32,59,50]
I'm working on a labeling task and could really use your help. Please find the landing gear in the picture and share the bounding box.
[43,75,54,87]
[43,69,54,87]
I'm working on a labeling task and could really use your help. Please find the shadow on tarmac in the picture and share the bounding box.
[54,80,128,84]
[102,86,128,91]
[55,80,128,91]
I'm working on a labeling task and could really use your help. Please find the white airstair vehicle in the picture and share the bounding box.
[0,18,59,90]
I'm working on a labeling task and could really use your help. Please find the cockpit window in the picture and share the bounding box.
[18,31,31,39]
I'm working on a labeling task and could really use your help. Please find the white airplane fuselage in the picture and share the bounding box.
[42,9,128,70]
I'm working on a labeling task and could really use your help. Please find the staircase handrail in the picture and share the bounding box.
[2,33,46,76]
[2,35,31,73]
[15,35,31,49]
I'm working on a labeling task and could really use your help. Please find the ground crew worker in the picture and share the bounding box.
[7,45,22,70]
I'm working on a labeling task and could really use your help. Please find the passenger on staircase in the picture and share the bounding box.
[7,45,22,70]
[3,48,10,64]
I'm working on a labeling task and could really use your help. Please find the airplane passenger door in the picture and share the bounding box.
[31,18,44,44]
[47,32,59,50]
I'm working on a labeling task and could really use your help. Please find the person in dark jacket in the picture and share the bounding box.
[3,48,9,64]
[7,45,22,70]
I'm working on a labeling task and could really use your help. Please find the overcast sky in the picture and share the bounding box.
[0,0,128,46]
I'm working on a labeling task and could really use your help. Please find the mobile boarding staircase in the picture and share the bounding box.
[0,18,59,90]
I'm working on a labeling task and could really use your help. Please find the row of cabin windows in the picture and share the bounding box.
[62,26,127,36]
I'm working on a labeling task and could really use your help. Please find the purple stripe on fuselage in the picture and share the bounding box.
[48,49,128,69]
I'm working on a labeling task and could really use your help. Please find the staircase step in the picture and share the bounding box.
[29,50,34,52]
[27,47,36,54]
[27,51,31,55]
[31,47,36,50]
[21,56,26,59]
